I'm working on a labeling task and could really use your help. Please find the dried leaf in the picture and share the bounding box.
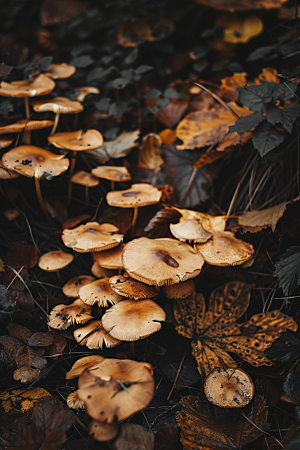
[172,207,227,231]
[112,423,155,450]
[220,73,248,102]
[155,425,181,450]
[32,396,77,434]
[27,332,55,347]
[192,147,233,170]
[216,14,263,44]
[0,387,51,414]
[13,367,41,383]
[87,130,139,163]
[195,0,288,11]
[5,241,38,270]
[6,323,32,343]
[138,133,164,171]
[16,346,47,370]
[144,208,181,238]
[274,246,300,296]
[0,335,23,375]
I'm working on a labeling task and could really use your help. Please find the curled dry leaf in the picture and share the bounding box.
[138,133,164,171]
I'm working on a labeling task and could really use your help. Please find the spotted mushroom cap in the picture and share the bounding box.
[0,74,55,98]
[92,166,131,182]
[109,275,159,299]
[76,358,155,422]
[0,119,54,135]
[71,171,99,187]
[48,129,103,151]
[106,183,161,208]
[123,237,204,286]
[1,145,70,179]
[74,319,122,349]
[79,277,123,307]
[32,97,83,114]
[93,244,125,270]
[48,299,92,330]
[204,367,254,408]
[170,219,212,243]
[38,251,74,272]
[62,275,96,298]
[195,230,254,266]
[62,222,123,253]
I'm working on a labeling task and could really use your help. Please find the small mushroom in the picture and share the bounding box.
[204,367,254,408]
[62,275,95,298]
[92,166,131,190]
[70,170,99,205]
[0,119,54,135]
[89,419,119,442]
[67,391,85,409]
[170,219,212,243]
[38,250,74,272]
[75,86,100,102]
[74,319,122,349]
[109,275,159,299]
[93,244,126,271]
[66,355,105,379]
[79,277,123,307]
[48,299,92,330]
[43,63,76,79]
[4,209,20,221]
[91,262,117,279]
[0,137,13,148]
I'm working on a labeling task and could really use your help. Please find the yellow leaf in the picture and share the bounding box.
[0,387,51,414]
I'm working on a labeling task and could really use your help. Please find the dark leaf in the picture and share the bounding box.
[0,416,41,450]
[108,101,129,116]
[150,98,171,114]
[229,112,265,134]
[274,82,297,102]
[41,429,66,450]
[32,396,77,434]
[274,246,300,296]
[144,88,162,99]
[247,45,278,61]
[265,330,300,364]
[113,78,130,89]
[112,423,154,450]
[237,83,275,113]
[120,69,134,80]
[283,369,300,403]
[35,56,53,72]
[155,425,181,450]
[70,55,94,68]
[252,121,284,156]
[266,103,300,133]
[164,87,182,99]
[95,97,110,112]
[0,335,23,375]
[86,66,116,83]
[134,65,153,75]
[193,60,209,73]
[124,48,138,66]
[159,345,201,387]
[0,284,15,319]
[144,208,181,238]
[0,63,13,77]
[0,100,14,114]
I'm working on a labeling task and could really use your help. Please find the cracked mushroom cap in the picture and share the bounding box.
[92,166,131,182]
[43,63,76,79]
[74,320,122,349]
[1,145,70,179]
[204,367,254,408]
[162,279,195,300]
[75,87,100,102]
[38,251,74,272]
[48,299,92,330]
[66,355,106,379]
[102,299,166,341]
[63,275,96,298]
[0,119,54,135]
[62,222,123,253]
[93,244,126,270]
[106,183,161,208]
[0,74,55,98]
[123,237,204,286]
[71,171,99,187]
[79,277,123,307]
[170,219,212,243]
[194,230,254,266]
[48,129,103,151]
[109,275,159,299]
[77,358,155,422]
[32,97,83,114]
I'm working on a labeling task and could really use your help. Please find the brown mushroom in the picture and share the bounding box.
[62,222,123,253]
[66,391,85,409]
[4,209,21,221]
[102,299,166,341]
[204,367,254,408]
[162,279,195,300]
[0,137,13,148]
[79,277,123,307]
[74,319,122,349]
[170,219,212,243]
[43,63,76,79]
[109,275,159,299]
[38,250,74,272]
[91,262,117,279]
[93,244,126,271]
[122,237,204,286]
[48,299,92,330]
[0,166,19,180]
[75,87,100,102]
[76,358,155,422]
[70,170,99,204]
[66,355,105,379]
[0,119,54,135]
[62,275,95,298]
[89,419,119,442]
[92,165,131,190]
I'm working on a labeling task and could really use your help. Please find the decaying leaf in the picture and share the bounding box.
[221,73,248,102]
[177,394,268,450]
[87,130,139,163]
[216,14,263,44]
[5,241,38,269]
[0,387,51,414]
[174,281,297,375]
[192,147,233,170]
[0,335,23,375]
[138,133,164,171]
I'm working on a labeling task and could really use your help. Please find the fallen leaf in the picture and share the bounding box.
[171,207,227,231]
[192,147,233,170]
[0,335,23,375]
[0,387,51,414]
[145,98,188,127]
[5,241,38,270]
[144,208,181,238]
[112,423,155,450]
[155,425,181,450]
[138,133,164,171]
[87,130,139,163]
[216,14,263,43]
[195,0,288,11]
[40,0,90,25]
[6,323,32,343]
[221,73,248,102]
[274,246,300,296]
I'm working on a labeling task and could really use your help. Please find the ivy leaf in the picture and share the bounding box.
[274,82,297,102]
[252,121,284,156]
[229,112,265,134]
[274,246,300,296]
[266,103,300,133]
[108,101,129,116]
[237,83,275,113]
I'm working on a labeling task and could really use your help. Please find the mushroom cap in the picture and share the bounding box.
[62,275,96,298]
[66,391,85,409]
[32,97,83,114]
[162,279,195,299]
[170,219,212,243]
[92,166,131,182]
[66,355,105,379]
[48,299,92,330]
[101,299,166,341]
[93,244,125,270]
[74,320,122,349]
[77,358,155,422]
[0,74,55,98]
[0,137,13,148]
[79,278,123,307]
[123,237,204,286]
[195,230,254,266]
[48,129,103,151]
[4,209,21,221]
[89,419,119,442]
[91,262,117,279]
[62,222,123,253]
[76,87,100,102]
[71,170,99,187]
[38,250,74,272]
[109,275,159,299]
[204,367,254,408]
[62,214,91,230]
[0,167,20,179]
[106,183,161,208]
[0,119,54,135]
[43,63,76,79]
[1,145,70,179]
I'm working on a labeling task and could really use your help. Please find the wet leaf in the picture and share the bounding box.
[5,242,38,270]
[274,246,300,296]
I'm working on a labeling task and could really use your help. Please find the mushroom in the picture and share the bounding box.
[89,419,119,442]
[204,367,254,408]
[109,275,159,299]
[62,222,123,253]
[106,183,162,236]
[38,250,74,282]
[62,275,95,298]
[75,86,100,102]
[4,209,21,221]
[92,166,131,190]
[66,391,85,409]
[122,237,204,286]
[0,137,13,148]
[170,219,212,243]
[76,358,155,422]
[194,230,254,266]
[162,279,195,300]
[66,355,105,379]
[93,244,126,272]
[101,299,166,341]
[48,299,92,330]
[70,170,99,205]
[79,277,123,307]
[91,262,117,279]
[0,119,54,135]
[73,319,122,349]
[43,63,76,79]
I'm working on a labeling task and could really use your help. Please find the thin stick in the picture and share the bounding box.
[35,177,52,222]
[194,82,240,120]
[7,266,24,290]
[167,352,188,400]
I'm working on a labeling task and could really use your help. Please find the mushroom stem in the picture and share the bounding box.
[131,206,138,238]
[56,270,63,283]
[85,186,89,206]
[23,98,31,144]
[51,113,60,135]
[68,151,77,205]
[35,177,52,222]
[111,180,115,191]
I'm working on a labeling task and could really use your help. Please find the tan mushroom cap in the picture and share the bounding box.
[74,320,122,349]
[0,167,20,179]
[43,63,76,79]
[77,358,155,422]
[62,222,124,253]
[102,299,166,341]
[93,244,125,270]
[195,230,254,266]
[79,278,123,307]
[48,299,92,330]
[89,419,119,442]
[62,275,95,298]
[0,119,54,135]
[123,237,204,286]
[92,166,131,182]
[38,250,74,272]
[32,97,83,114]
[170,219,212,243]
[71,170,99,187]
[1,145,70,179]
[0,74,55,98]
[109,275,159,299]
[4,209,21,221]
[91,262,117,279]
[204,367,254,408]
[76,87,100,102]
[67,391,85,409]
[0,137,13,148]
[106,183,162,208]
[66,355,105,379]
[162,279,195,300]
[48,129,103,151]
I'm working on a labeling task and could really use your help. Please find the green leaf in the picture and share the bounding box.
[274,246,300,296]
[237,83,275,113]
[266,103,300,133]
[229,112,265,134]
[252,121,284,156]
[273,82,297,102]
